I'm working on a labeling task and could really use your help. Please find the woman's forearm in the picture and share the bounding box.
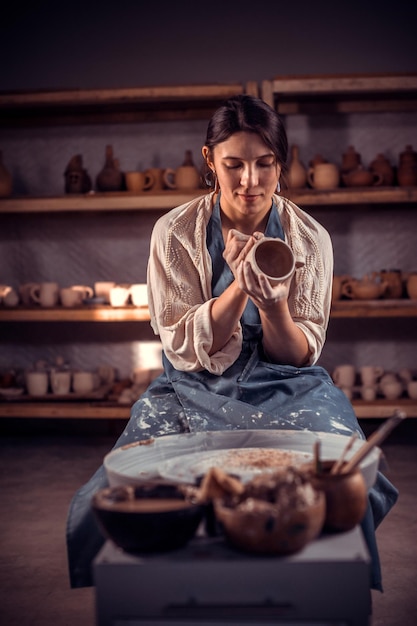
[209,280,248,354]
[259,301,311,366]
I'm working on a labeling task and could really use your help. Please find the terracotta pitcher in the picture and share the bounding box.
[287,144,307,189]
[163,150,200,190]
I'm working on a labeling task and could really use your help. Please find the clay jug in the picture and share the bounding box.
[0,150,13,198]
[163,150,200,190]
[397,145,417,186]
[287,144,307,189]
[369,153,394,186]
[341,145,362,174]
[96,145,124,192]
[64,154,92,194]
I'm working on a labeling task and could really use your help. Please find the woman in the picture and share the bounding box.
[67,95,397,590]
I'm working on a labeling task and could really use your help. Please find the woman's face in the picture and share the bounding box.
[203,131,281,224]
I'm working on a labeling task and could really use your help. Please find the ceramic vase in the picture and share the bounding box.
[287,144,307,189]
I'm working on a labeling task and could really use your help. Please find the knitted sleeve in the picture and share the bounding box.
[147,195,242,374]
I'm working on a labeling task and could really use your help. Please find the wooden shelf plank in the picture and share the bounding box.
[0,191,209,213]
[0,402,130,419]
[331,300,417,318]
[0,187,416,214]
[0,399,415,420]
[0,306,151,322]
[1,300,416,322]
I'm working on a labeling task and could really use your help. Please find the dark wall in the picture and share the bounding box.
[1,0,416,92]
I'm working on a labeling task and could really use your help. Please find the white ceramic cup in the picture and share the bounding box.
[248,237,295,286]
[109,286,130,307]
[130,283,148,307]
[50,370,71,395]
[360,366,384,386]
[333,364,356,388]
[19,282,39,306]
[94,282,116,303]
[72,371,95,394]
[26,371,49,396]
[30,282,59,307]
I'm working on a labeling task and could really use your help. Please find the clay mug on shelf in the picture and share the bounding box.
[307,163,340,190]
[50,369,71,395]
[144,168,165,191]
[18,282,39,306]
[360,365,384,387]
[125,170,155,193]
[60,287,83,307]
[72,371,95,394]
[30,282,59,307]
[247,237,295,286]
[332,364,356,388]
[71,285,94,301]
[25,370,49,396]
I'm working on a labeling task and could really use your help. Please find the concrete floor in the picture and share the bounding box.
[0,418,416,626]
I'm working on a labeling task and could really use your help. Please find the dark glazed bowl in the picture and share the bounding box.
[92,482,204,554]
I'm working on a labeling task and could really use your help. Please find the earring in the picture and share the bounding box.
[205,169,219,192]
[276,180,281,193]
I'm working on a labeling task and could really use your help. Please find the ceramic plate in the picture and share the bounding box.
[104,429,381,489]
[159,447,313,484]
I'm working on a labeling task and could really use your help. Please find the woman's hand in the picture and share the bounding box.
[223,229,263,281]
[236,255,292,310]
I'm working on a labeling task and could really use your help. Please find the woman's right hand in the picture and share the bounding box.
[223,229,263,281]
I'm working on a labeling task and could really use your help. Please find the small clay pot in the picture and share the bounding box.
[369,154,395,186]
[341,145,362,174]
[342,167,383,187]
[307,460,368,532]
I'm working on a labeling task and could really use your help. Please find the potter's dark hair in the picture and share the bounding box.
[204,94,288,179]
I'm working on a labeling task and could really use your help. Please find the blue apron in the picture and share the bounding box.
[66,197,398,590]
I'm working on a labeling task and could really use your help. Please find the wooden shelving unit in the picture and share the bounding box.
[1,75,416,423]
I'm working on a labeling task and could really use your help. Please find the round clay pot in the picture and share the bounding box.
[341,145,362,174]
[307,460,368,532]
[369,154,395,186]
[342,167,383,187]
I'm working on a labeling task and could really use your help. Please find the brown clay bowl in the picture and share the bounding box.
[213,469,325,555]
[92,482,204,553]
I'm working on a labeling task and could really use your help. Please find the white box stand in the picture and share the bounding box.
[94,526,371,626]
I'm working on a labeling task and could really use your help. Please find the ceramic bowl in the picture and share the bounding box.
[213,468,325,555]
[92,482,204,553]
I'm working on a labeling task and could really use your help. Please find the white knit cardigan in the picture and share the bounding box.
[147,192,333,374]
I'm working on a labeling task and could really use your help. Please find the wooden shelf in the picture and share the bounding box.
[0,187,416,214]
[261,73,417,114]
[330,300,417,318]
[1,301,416,323]
[0,398,415,420]
[0,306,151,322]
[0,82,258,126]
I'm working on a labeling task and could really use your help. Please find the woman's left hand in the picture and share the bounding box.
[236,258,292,310]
